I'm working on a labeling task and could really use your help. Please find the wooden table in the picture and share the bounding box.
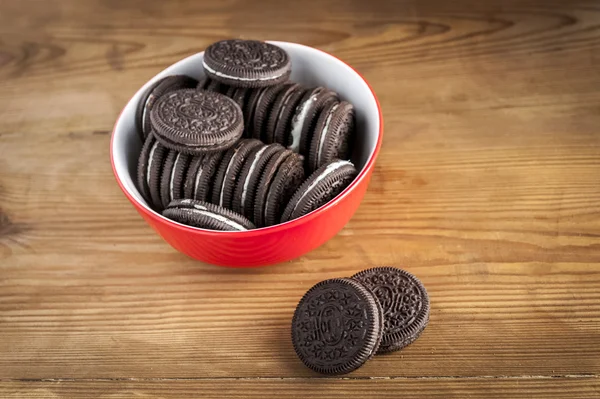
[2,0,600,397]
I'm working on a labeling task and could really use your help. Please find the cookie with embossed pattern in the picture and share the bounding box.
[352,267,430,353]
[291,278,383,375]
[281,159,357,223]
[150,89,244,154]
[135,75,198,142]
[202,39,291,88]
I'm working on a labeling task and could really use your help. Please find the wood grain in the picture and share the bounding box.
[1,0,600,397]
[2,378,600,399]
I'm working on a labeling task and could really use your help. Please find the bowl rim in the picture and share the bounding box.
[110,41,383,237]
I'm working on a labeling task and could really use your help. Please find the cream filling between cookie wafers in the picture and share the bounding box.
[288,95,317,153]
[202,61,285,82]
[146,141,159,186]
[241,146,268,210]
[182,206,247,231]
[291,160,352,215]
[219,146,242,207]
[274,89,294,134]
[317,104,340,166]
[193,162,205,198]
[141,93,155,133]
[169,152,182,202]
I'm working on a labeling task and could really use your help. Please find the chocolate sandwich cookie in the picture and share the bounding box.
[281,159,357,223]
[232,87,250,109]
[287,88,339,155]
[265,83,302,145]
[159,150,191,209]
[143,133,169,211]
[137,132,157,206]
[243,87,266,138]
[232,143,284,218]
[202,39,291,88]
[272,85,306,146]
[136,75,198,141]
[262,153,304,226]
[291,278,383,375]
[253,150,298,227]
[150,89,244,154]
[211,139,263,209]
[351,267,430,353]
[163,199,255,231]
[183,151,224,202]
[252,83,288,142]
[231,87,251,136]
[308,101,355,172]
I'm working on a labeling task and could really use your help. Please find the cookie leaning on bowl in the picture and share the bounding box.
[308,100,355,172]
[281,159,357,223]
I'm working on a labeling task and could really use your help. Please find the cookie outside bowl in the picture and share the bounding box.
[110,41,383,267]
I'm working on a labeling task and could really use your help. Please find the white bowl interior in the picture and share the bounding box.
[112,41,380,214]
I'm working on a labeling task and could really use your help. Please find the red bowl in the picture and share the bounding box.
[111,41,383,267]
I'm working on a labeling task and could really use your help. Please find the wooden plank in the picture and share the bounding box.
[0,0,599,394]
[1,378,599,399]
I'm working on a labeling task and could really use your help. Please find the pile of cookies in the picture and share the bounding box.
[291,267,430,375]
[136,39,357,230]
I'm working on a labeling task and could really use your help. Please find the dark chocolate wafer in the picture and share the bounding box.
[252,84,287,143]
[211,139,263,209]
[183,151,224,203]
[262,152,304,226]
[243,87,265,138]
[288,88,339,155]
[137,132,157,206]
[160,150,191,209]
[281,159,357,223]
[232,143,284,218]
[308,101,355,172]
[273,85,306,146]
[147,135,169,211]
[253,149,294,227]
[264,83,300,145]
